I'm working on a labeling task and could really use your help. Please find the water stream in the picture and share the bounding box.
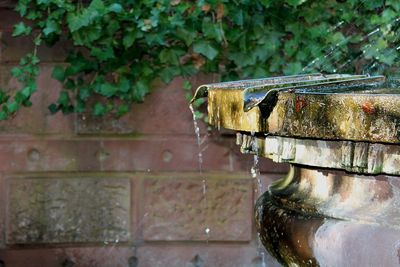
[189,104,211,245]
[250,132,267,267]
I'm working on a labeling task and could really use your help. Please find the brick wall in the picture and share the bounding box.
[0,9,286,267]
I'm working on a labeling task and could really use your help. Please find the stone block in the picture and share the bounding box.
[0,246,136,267]
[102,137,235,172]
[0,176,4,249]
[0,139,103,172]
[0,137,285,173]
[137,244,281,267]
[6,177,131,244]
[0,245,281,267]
[141,175,253,241]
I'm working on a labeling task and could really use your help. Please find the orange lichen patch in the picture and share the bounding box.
[295,96,307,113]
[361,101,375,114]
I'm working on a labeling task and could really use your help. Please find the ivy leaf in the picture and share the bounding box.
[15,0,28,16]
[91,47,115,61]
[182,80,192,90]
[11,67,23,78]
[131,80,149,101]
[52,66,66,82]
[159,67,180,83]
[79,87,91,100]
[96,83,116,97]
[123,29,137,48]
[12,22,32,37]
[57,91,71,106]
[48,103,59,114]
[159,48,184,65]
[175,28,196,46]
[67,0,104,33]
[43,20,60,36]
[93,102,106,116]
[118,77,130,93]
[6,102,19,113]
[193,41,218,60]
[202,18,222,42]
[108,3,123,13]
[0,111,7,120]
[0,91,8,104]
[20,86,32,98]
[231,10,244,26]
[116,104,129,116]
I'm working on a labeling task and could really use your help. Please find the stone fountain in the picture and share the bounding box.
[192,74,400,266]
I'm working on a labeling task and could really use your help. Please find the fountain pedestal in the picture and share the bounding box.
[192,74,400,266]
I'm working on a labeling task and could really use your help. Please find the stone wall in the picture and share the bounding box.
[0,9,286,267]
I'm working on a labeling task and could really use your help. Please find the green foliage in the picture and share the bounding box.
[2,0,400,120]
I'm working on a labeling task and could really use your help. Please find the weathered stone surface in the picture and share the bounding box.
[239,134,400,175]
[313,221,400,267]
[0,137,286,174]
[0,244,281,267]
[0,176,5,249]
[204,79,400,143]
[6,177,131,244]
[0,140,101,172]
[0,246,136,267]
[141,175,253,241]
[137,244,280,267]
[266,166,400,227]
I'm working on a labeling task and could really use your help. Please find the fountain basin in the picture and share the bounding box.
[193,74,400,266]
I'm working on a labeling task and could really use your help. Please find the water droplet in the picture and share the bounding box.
[161,150,173,163]
[27,148,40,162]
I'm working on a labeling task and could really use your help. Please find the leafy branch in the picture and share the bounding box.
[1,0,399,120]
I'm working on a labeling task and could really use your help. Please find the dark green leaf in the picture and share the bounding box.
[93,102,106,116]
[193,41,219,60]
[108,3,123,13]
[43,20,61,36]
[11,67,23,78]
[6,102,19,113]
[123,30,137,48]
[116,104,129,116]
[12,22,32,37]
[52,66,65,82]
[57,91,71,106]
[0,111,7,120]
[48,103,59,114]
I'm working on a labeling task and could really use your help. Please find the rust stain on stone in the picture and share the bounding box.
[361,101,375,115]
[295,96,307,113]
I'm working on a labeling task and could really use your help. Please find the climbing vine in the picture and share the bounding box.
[2,0,400,120]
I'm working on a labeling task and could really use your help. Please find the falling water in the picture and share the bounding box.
[302,10,400,74]
[250,132,267,267]
[189,104,210,244]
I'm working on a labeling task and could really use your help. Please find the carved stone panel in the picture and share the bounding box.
[6,177,130,244]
